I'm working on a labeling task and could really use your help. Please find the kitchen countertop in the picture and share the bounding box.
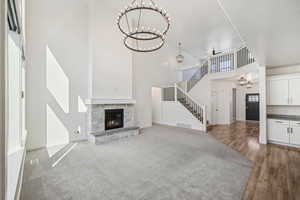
[267,114,300,121]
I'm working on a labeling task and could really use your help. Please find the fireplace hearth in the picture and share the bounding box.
[105,109,124,130]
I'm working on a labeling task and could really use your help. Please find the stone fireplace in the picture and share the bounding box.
[85,99,139,144]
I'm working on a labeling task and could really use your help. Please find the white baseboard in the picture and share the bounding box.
[268,140,300,149]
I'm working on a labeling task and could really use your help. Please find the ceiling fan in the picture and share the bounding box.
[212,48,223,56]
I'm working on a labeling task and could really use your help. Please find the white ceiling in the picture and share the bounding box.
[218,0,300,67]
[107,0,244,60]
[107,0,300,68]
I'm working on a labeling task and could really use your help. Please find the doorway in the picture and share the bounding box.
[246,93,260,121]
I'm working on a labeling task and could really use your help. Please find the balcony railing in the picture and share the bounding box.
[237,47,255,68]
[210,52,235,73]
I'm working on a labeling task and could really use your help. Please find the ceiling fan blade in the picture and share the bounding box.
[212,49,222,56]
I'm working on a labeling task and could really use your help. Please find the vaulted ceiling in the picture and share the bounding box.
[107,0,243,61]
[108,0,300,67]
[218,0,300,67]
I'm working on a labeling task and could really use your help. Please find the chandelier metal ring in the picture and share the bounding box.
[117,0,170,53]
[123,31,165,52]
[117,6,170,41]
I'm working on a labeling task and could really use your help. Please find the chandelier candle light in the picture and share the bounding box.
[117,0,170,53]
[176,42,184,63]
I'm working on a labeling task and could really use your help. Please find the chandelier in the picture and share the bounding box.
[117,0,170,53]
[176,42,184,63]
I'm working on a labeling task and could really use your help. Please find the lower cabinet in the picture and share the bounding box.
[290,121,300,146]
[268,119,300,146]
[268,119,290,143]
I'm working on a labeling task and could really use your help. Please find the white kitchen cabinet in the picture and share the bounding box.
[268,79,289,105]
[267,75,300,106]
[268,119,300,147]
[289,78,300,105]
[290,121,300,146]
[268,119,289,143]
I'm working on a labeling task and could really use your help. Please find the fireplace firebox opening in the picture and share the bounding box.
[105,109,124,130]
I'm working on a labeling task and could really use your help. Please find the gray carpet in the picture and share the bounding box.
[21,125,253,200]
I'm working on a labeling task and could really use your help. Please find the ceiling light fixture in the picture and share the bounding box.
[238,76,247,86]
[117,0,170,53]
[246,81,253,89]
[176,42,184,63]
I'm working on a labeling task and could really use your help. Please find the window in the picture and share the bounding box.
[247,95,259,102]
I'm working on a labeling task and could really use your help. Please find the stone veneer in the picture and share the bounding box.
[86,104,135,135]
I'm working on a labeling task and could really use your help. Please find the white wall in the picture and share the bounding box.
[133,46,177,128]
[26,0,89,150]
[259,66,267,144]
[236,83,259,121]
[26,0,178,148]
[151,87,162,123]
[89,0,132,99]
[0,0,6,197]
[188,75,212,123]
[160,101,204,130]
[151,89,204,130]
[7,34,22,154]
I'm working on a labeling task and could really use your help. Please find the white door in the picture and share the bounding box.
[290,121,300,146]
[212,90,226,124]
[211,91,218,125]
[268,119,289,143]
[289,78,300,105]
[268,79,289,105]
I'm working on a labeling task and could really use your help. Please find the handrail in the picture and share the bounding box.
[176,83,204,109]
[175,84,206,129]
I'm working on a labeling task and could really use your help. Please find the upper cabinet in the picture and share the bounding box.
[268,79,289,105]
[267,75,300,106]
[289,78,300,105]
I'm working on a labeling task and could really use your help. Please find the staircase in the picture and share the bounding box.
[156,46,256,131]
[175,85,207,131]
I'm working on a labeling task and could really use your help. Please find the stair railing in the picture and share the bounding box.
[175,84,207,132]
[187,61,208,92]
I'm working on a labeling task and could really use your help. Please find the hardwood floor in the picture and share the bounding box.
[208,121,300,200]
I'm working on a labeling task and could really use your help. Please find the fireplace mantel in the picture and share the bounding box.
[85,98,136,105]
